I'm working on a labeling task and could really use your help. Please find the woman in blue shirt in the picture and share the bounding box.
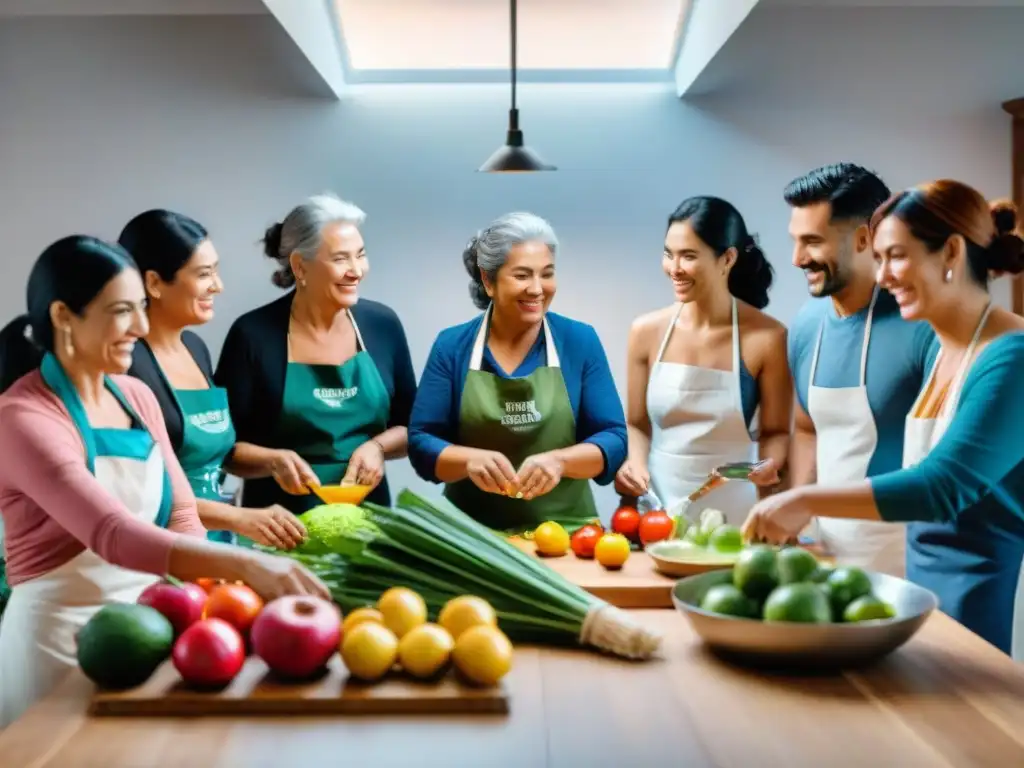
[408,212,627,533]
[742,180,1024,657]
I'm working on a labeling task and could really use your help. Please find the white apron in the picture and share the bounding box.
[647,299,759,527]
[0,355,169,728]
[807,287,906,576]
[902,305,1024,660]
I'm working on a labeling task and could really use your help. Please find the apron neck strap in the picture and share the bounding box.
[944,301,994,416]
[469,305,558,371]
[348,309,367,353]
[654,303,685,364]
[809,284,879,388]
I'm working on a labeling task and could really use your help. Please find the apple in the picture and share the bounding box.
[250,596,343,679]
[610,505,641,540]
[138,579,208,637]
[172,618,246,687]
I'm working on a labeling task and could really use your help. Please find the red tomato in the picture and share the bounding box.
[205,584,264,637]
[570,524,603,559]
[639,510,675,546]
[611,506,641,539]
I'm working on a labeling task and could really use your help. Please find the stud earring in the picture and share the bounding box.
[945,269,953,283]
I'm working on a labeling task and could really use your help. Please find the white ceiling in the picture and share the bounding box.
[0,0,265,14]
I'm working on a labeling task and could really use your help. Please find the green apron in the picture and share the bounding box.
[271,312,391,515]
[444,306,598,534]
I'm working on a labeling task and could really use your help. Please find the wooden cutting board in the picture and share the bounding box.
[89,654,509,717]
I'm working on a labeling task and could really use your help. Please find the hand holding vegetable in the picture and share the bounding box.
[343,439,385,489]
[516,452,565,500]
[614,458,650,497]
[741,488,812,545]
[269,450,319,495]
[465,449,519,495]
[238,505,307,550]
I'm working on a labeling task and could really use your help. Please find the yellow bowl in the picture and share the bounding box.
[310,483,371,505]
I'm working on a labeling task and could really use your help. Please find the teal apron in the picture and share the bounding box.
[263,312,391,515]
[443,306,598,534]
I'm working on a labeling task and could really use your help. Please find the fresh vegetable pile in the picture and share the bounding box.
[266,490,663,660]
[698,545,897,624]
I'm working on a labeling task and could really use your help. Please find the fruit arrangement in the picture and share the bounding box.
[697,545,897,624]
[647,508,750,565]
[529,520,633,571]
[76,577,514,693]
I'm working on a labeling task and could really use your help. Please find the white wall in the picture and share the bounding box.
[0,10,1020,517]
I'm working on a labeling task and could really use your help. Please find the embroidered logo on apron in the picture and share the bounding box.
[501,399,543,432]
[314,386,359,408]
[188,408,232,434]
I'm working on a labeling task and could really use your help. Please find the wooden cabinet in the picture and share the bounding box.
[1002,97,1024,314]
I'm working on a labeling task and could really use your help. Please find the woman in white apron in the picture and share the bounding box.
[0,236,327,728]
[615,197,793,526]
[742,182,1024,658]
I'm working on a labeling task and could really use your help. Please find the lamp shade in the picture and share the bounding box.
[478,108,556,173]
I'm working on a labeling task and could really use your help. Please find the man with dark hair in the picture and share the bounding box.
[784,163,937,576]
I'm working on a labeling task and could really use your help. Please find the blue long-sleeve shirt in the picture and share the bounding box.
[871,332,1024,526]
[408,311,628,486]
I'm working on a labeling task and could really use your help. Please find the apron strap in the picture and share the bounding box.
[943,302,993,418]
[654,303,684,364]
[468,305,560,371]
[808,285,879,389]
[348,310,367,353]
[731,298,742,413]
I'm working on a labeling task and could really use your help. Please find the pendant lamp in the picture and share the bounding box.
[478,0,556,173]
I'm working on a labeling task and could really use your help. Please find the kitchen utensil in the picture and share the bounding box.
[667,459,774,533]
[672,568,938,670]
[308,483,372,506]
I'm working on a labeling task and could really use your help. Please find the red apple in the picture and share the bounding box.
[639,510,675,546]
[172,618,246,687]
[250,596,342,679]
[138,579,208,637]
[611,505,641,540]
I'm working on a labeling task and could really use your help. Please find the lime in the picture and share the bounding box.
[811,565,835,584]
[777,547,820,585]
[708,524,744,554]
[683,525,710,547]
[732,545,779,602]
[842,594,896,623]
[700,584,758,619]
[762,584,832,624]
[823,567,873,618]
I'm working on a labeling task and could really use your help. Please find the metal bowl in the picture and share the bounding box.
[672,568,940,671]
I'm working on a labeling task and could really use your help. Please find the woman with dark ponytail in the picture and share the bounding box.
[745,181,1024,658]
[0,236,327,728]
[615,196,793,526]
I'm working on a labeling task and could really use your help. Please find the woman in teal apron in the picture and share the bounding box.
[407,212,628,535]
[120,210,306,549]
[213,194,418,515]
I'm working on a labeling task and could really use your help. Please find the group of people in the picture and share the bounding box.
[0,161,1023,728]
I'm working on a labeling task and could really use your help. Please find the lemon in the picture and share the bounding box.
[533,521,570,557]
[438,595,498,640]
[342,606,385,635]
[397,623,455,679]
[377,587,427,638]
[594,532,631,569]
[452,625,513,687]
[341,622,399,682]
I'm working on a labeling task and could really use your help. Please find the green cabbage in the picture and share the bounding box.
[296,503,380,557]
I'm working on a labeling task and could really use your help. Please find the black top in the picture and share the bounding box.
[128,331,216,453]
[213,291,417,508]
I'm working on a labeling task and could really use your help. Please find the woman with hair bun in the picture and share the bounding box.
[743,180,1024,657]
[214,194,417,514]
[407,212,627,533]
[615,196,792,526]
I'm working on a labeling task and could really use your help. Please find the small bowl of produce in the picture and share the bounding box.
[645,509,747,577]
[671,545,939,670]
[309,483,372,506]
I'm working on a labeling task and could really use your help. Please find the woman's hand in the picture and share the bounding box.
[466,449,519,495]
[747,457,781,487]
[237,505,307,550]
[517,452,566,500]
[342,440,385,489]
[240,550,331,601]
[741,488,813,545]
[270,450,319,495]
[614,459,650,497]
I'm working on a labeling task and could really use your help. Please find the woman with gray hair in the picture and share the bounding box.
[408,212,627,533]
[215,194,417,515]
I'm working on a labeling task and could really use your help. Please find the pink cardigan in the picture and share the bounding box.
[0,370,205,586]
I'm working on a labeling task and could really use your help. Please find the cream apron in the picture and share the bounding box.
[647,299,759,527]
[807,287,906,576]
[0,355,170,728]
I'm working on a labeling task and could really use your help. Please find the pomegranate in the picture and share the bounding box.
[251,596,342,679]
[610,505,641,540]
[138,579,208,637]
[172,618,246,687]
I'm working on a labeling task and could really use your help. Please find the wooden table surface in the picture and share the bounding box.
[3,609,1024,767]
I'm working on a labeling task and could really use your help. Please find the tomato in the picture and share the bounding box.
[195,578,224,594]
[639,510,675,546]
[610,506,641,539]
[204,583,264,637]
[570,524,603,559]
[595,533,631,570]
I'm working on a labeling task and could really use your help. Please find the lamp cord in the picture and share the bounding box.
[510,0,517,113]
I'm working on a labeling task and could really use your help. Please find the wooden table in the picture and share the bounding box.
[3,610,1024,767]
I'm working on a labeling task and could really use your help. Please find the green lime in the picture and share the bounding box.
[700,584,758,619]
[823,567,873,618]
[776,547,820,585]
[708,524,744,554]
[811,565,834,583]
[762,584,832,624]
[842,594,896,623]
[77,603,175,690]
[683,525,710,547]
[732,545,779,602]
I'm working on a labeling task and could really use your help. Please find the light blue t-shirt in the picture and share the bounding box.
[787,289,939,477]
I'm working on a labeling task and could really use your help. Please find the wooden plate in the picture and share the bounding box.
[645,541,739,578]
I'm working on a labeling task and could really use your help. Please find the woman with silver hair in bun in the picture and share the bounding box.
[408,212,627,534]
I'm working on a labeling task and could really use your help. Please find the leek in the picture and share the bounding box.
[267,488,662,660]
